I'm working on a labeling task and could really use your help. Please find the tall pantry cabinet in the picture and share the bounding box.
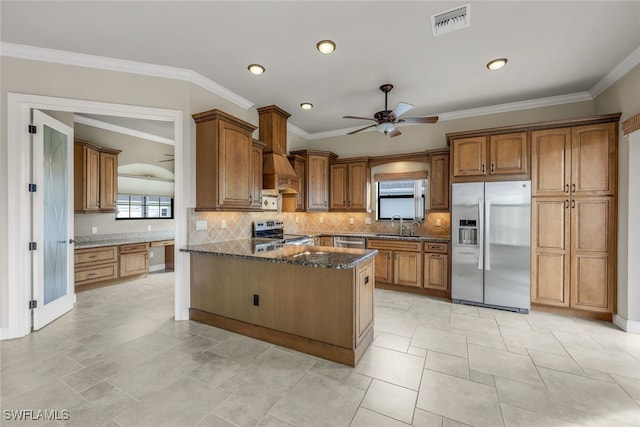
[530,119,619,315]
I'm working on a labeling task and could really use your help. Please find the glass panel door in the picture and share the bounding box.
[32,110,75,329]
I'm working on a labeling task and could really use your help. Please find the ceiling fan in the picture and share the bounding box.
[343,84,438,137]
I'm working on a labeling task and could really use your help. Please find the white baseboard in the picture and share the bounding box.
[149,264,166,273]
[613,314,640,334]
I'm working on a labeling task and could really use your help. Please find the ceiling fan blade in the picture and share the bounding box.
[343,115,376,121]
[388,128,402,137]
[398,116,439,124]
[391,102,414,119]
[347,124,376,135]
[158,159,175,162]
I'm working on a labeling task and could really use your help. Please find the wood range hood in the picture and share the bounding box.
[258,105,299,193]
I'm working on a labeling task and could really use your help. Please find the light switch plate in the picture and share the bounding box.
[436,219,442,227]
[221,219,227,229]
[349,218,354,225]
[195,220,207,231]
[91,226,98,234]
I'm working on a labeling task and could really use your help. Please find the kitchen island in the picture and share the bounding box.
[181,241,377,366]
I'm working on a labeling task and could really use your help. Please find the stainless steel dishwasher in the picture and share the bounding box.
[333,236,366,249]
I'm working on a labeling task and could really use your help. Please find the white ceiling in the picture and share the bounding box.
[2,1,640,137]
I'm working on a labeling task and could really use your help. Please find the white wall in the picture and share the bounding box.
[594,63,640,331]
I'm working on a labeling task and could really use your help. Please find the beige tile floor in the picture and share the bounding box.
[2,272,640,426]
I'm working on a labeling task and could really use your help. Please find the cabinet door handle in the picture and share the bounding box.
[571,183,576,193]
[96,201,100,207]
[565,199,569,208]
[249,195,253,202]
[87,272,97,277]
[482,164,486,173]
[571,199,575,209]
[364,275,370,285]
[343,201,346,207]
[88,255,97,259]
[324,201,327,207]
[565,184,569,193]
[490,163,495,173]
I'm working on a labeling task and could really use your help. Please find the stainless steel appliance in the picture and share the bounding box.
[333,236,366,248]
[252,220,313,246]
[451,181,531,313]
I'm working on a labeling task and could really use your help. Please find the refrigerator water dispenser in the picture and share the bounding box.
[458,219,477,245]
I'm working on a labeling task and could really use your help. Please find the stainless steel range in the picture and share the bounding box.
[252,220,312,248]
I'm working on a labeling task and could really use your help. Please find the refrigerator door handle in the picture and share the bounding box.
[485,199,491,271]
[478,197,484,270]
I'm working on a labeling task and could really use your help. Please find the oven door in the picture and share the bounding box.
[285,236,313,246]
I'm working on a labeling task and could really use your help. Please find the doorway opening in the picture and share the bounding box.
[3,93,187,340]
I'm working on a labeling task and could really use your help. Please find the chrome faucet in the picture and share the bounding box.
[390,214,403,235]
[409,220,421,236]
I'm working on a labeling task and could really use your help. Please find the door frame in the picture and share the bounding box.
[3,93,187,339]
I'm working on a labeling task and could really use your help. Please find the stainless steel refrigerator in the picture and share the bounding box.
[451,181,531,313]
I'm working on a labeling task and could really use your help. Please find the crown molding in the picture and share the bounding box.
[286,122,311,139]
[74,115,175,145]
[590,45,640,98]
[0,42,254,110]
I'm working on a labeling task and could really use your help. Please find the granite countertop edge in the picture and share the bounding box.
[74,231,175,249]
[181,244,378,270]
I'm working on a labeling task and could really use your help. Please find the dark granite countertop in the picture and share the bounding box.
[75,231,175,249]
[302,231,450,243]
[181,239,377,269]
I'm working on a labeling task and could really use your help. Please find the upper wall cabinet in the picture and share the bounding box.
[289,150,338,212]
[330,158,370,212]
[192,109,261,211]
[74,140,120,213]
[429,151,449,211]
[449,132,528,182]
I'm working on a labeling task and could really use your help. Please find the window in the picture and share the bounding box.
[376,179,426,221]
[116,195,173,219]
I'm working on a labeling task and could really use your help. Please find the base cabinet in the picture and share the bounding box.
[119,243,149,277]
[424,242,449,292]
[74,246,118,289]
[368,239,422,288]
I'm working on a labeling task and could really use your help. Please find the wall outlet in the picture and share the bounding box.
[149,251,154,258]
[436,219,442,227]
[319,217,324,223]
[147,224,152,231]
[349,218,354,225]
[221,219,227,229]
[195,220,207,231]
[91,226,98,234]
[295,217,299,224]
[365,217,372,225]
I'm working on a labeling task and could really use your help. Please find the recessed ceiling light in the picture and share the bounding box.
[316,40,336,54]
[300,103,314,110]
[247,64,265,75]
[487,58,508,70]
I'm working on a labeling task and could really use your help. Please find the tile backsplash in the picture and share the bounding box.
[188,209,450,244]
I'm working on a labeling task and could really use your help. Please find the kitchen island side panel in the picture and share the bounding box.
[190,254,355,348]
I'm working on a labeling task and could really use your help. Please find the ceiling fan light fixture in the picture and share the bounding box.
[316,40,336,54]
[300,102,313,110]
[247,63,265,75]
[487,58,508,70]
[376,122,396,135]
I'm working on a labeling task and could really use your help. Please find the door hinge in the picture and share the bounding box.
[28,184,37,192]
[28,124,37,134]
[29,300,37,309]
[28,242,37,251]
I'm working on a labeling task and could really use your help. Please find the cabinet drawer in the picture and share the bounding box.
[75,262,118,284]
[75,246,118,266]
[150,240,174,247]
[424,243,447,253]
[367,239,422,252]
[120,242,149,254]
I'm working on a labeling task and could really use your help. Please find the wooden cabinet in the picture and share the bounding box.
[531,123,616,197]
[356,260,374,342]
[192,109,261,211]
[282,155,306,212]
[450,132,528,181]
[74,246,118,289]
[367,239,422,287]
[330,158,369,212]
[119,242,149,277]
[429,153,449,211]
[317,236,334,247]
[289,150,337,212]
[251,140,266,209]
[531,119,618,315]
[74,140,120,213]
[423,242,449,292]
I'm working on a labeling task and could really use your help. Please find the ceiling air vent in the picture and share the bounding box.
[431,3,470,36]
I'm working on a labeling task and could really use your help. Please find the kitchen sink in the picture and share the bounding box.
[374,233,402,237]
